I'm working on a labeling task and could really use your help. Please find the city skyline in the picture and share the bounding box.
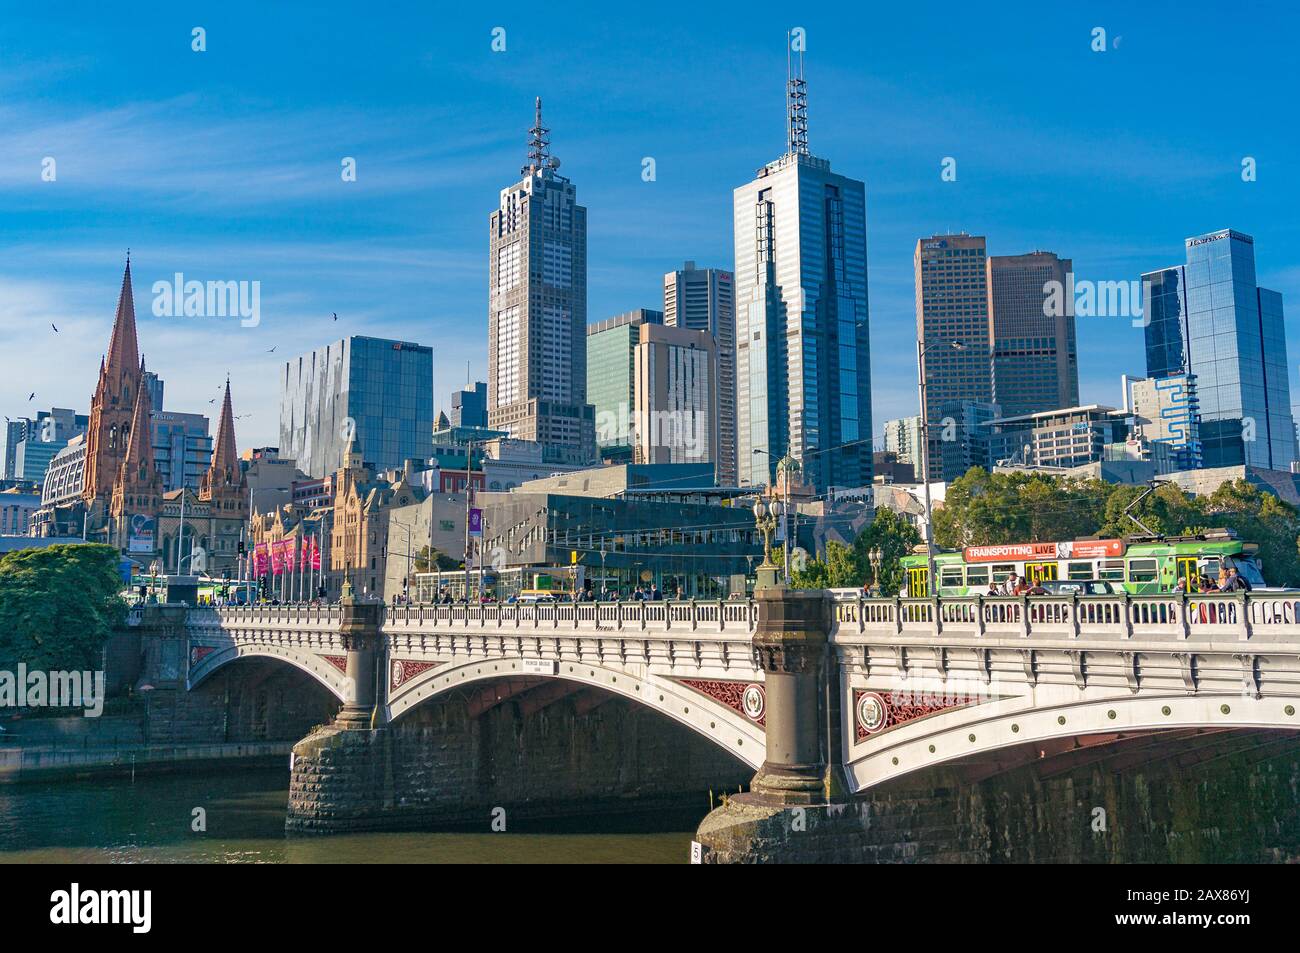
[2,5,1298,453]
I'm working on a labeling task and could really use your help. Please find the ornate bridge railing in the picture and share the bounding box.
[828,591,1300,642]
[379,600,759,635]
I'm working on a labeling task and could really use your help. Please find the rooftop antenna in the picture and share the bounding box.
[523,97,554,176]
[786,33,808,157]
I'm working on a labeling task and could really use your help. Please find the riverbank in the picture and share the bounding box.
[0,741,291,782]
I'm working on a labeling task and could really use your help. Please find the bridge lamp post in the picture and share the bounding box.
[868,547,883,596]
[916,338,966,597]
[752,500,780,592]
[753,449,800,585]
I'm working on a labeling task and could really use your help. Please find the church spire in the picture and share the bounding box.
[105,255,141,386]
[212,376,238,477]
[201,375,243,499]
[120,356,155,474]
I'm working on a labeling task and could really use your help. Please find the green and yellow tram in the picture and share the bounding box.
[898,529,1267,597]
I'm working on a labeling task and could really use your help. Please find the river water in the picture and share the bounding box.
[0,768,695,863]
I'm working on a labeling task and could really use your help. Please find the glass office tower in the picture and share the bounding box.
[280,335,434,478]
[733,69,871,491]
[1143,229,1294,469]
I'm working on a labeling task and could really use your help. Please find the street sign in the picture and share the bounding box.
[521,658,557,675]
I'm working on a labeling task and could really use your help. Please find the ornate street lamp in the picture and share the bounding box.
[868,547,884,596]
[752,499,781,592]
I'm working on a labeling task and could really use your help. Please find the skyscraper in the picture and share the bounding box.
[280,335,434,478]
[733,54,871,491]
[487,98,595,465]
[1143,229,1295,469]
[634,322,718,469]
[587,309,663,455]
[914,234,992,480]
[987,251,1079,417]
[664,262,736,484]
[449,382,488,429]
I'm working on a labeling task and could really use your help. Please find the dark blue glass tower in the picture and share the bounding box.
[1142,230,1295,470]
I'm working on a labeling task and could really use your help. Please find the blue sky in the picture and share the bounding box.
[2,1,1297,450]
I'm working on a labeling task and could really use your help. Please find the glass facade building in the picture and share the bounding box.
[587,310,663,453]
[1142,229,1294,469]
[280,335,434,478]
[734,151,871,491]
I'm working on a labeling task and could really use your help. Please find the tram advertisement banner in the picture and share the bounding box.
[963,539,1125,563]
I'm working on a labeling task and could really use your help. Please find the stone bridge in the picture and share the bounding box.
[134,585,1300,862]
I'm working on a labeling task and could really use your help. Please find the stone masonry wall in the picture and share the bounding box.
[698,737,1300,863]
[287,694,752,833]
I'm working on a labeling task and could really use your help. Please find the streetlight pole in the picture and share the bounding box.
[752,448,799,586]
[916,339,965,597]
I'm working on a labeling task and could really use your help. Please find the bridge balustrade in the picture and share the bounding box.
[830,591,1300,642]
[372,599,756,634]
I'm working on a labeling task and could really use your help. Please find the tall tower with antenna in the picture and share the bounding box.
[786,35,809,156]
[732,38,873,492]
[488,98,595,464]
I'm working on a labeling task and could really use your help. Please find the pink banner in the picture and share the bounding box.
[253,543,268,577]
[285,537,298,573]
[310,536,321,570]
[270,540,285,575]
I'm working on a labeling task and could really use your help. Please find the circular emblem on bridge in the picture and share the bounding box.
[857,691,888,734]
[742,685,766,722]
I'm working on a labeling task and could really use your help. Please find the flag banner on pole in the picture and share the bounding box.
[285,537,297,573]
[271,540,285,575]
[310,536,321,570]
[253,543,268,577]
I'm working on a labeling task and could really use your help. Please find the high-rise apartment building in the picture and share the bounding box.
[487,98,595,465]
[1143,229,1295,469]
[664,261,736,484]
[1124,373,1201,471]
[150,410,213,492]
[280,335,434,478]
[633,322,718,469]
[914,234,992,480]
[987,251,1079,417]
[733,58,871,491]
[883,415,924,468]
[587,310,663,454]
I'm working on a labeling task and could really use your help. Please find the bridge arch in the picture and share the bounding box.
[845,687,1300,792]
[188,642,350,702]
[387,656,766,769]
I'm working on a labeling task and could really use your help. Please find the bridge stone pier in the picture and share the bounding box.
[156,584,1300,859]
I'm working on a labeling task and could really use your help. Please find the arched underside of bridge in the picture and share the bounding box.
[845,687,1300,793]
[288,664,755,833]
[386,656,766,769]
[183,655,341,744]
[188,643,350,703]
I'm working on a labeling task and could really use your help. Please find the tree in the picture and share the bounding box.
[934,469,1108,548]
[0,544,126,671]
[853,507,921,595]
[414,545,459,573]
[1194,480,1300,587]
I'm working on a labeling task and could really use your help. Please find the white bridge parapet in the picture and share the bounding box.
[826,589,1300,793]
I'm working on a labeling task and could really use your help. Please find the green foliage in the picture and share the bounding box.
[934,469,1110,548]
[852,507,921,595]
[786,508,921,593]
[414,545,459,573]
[0,544,126,670]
